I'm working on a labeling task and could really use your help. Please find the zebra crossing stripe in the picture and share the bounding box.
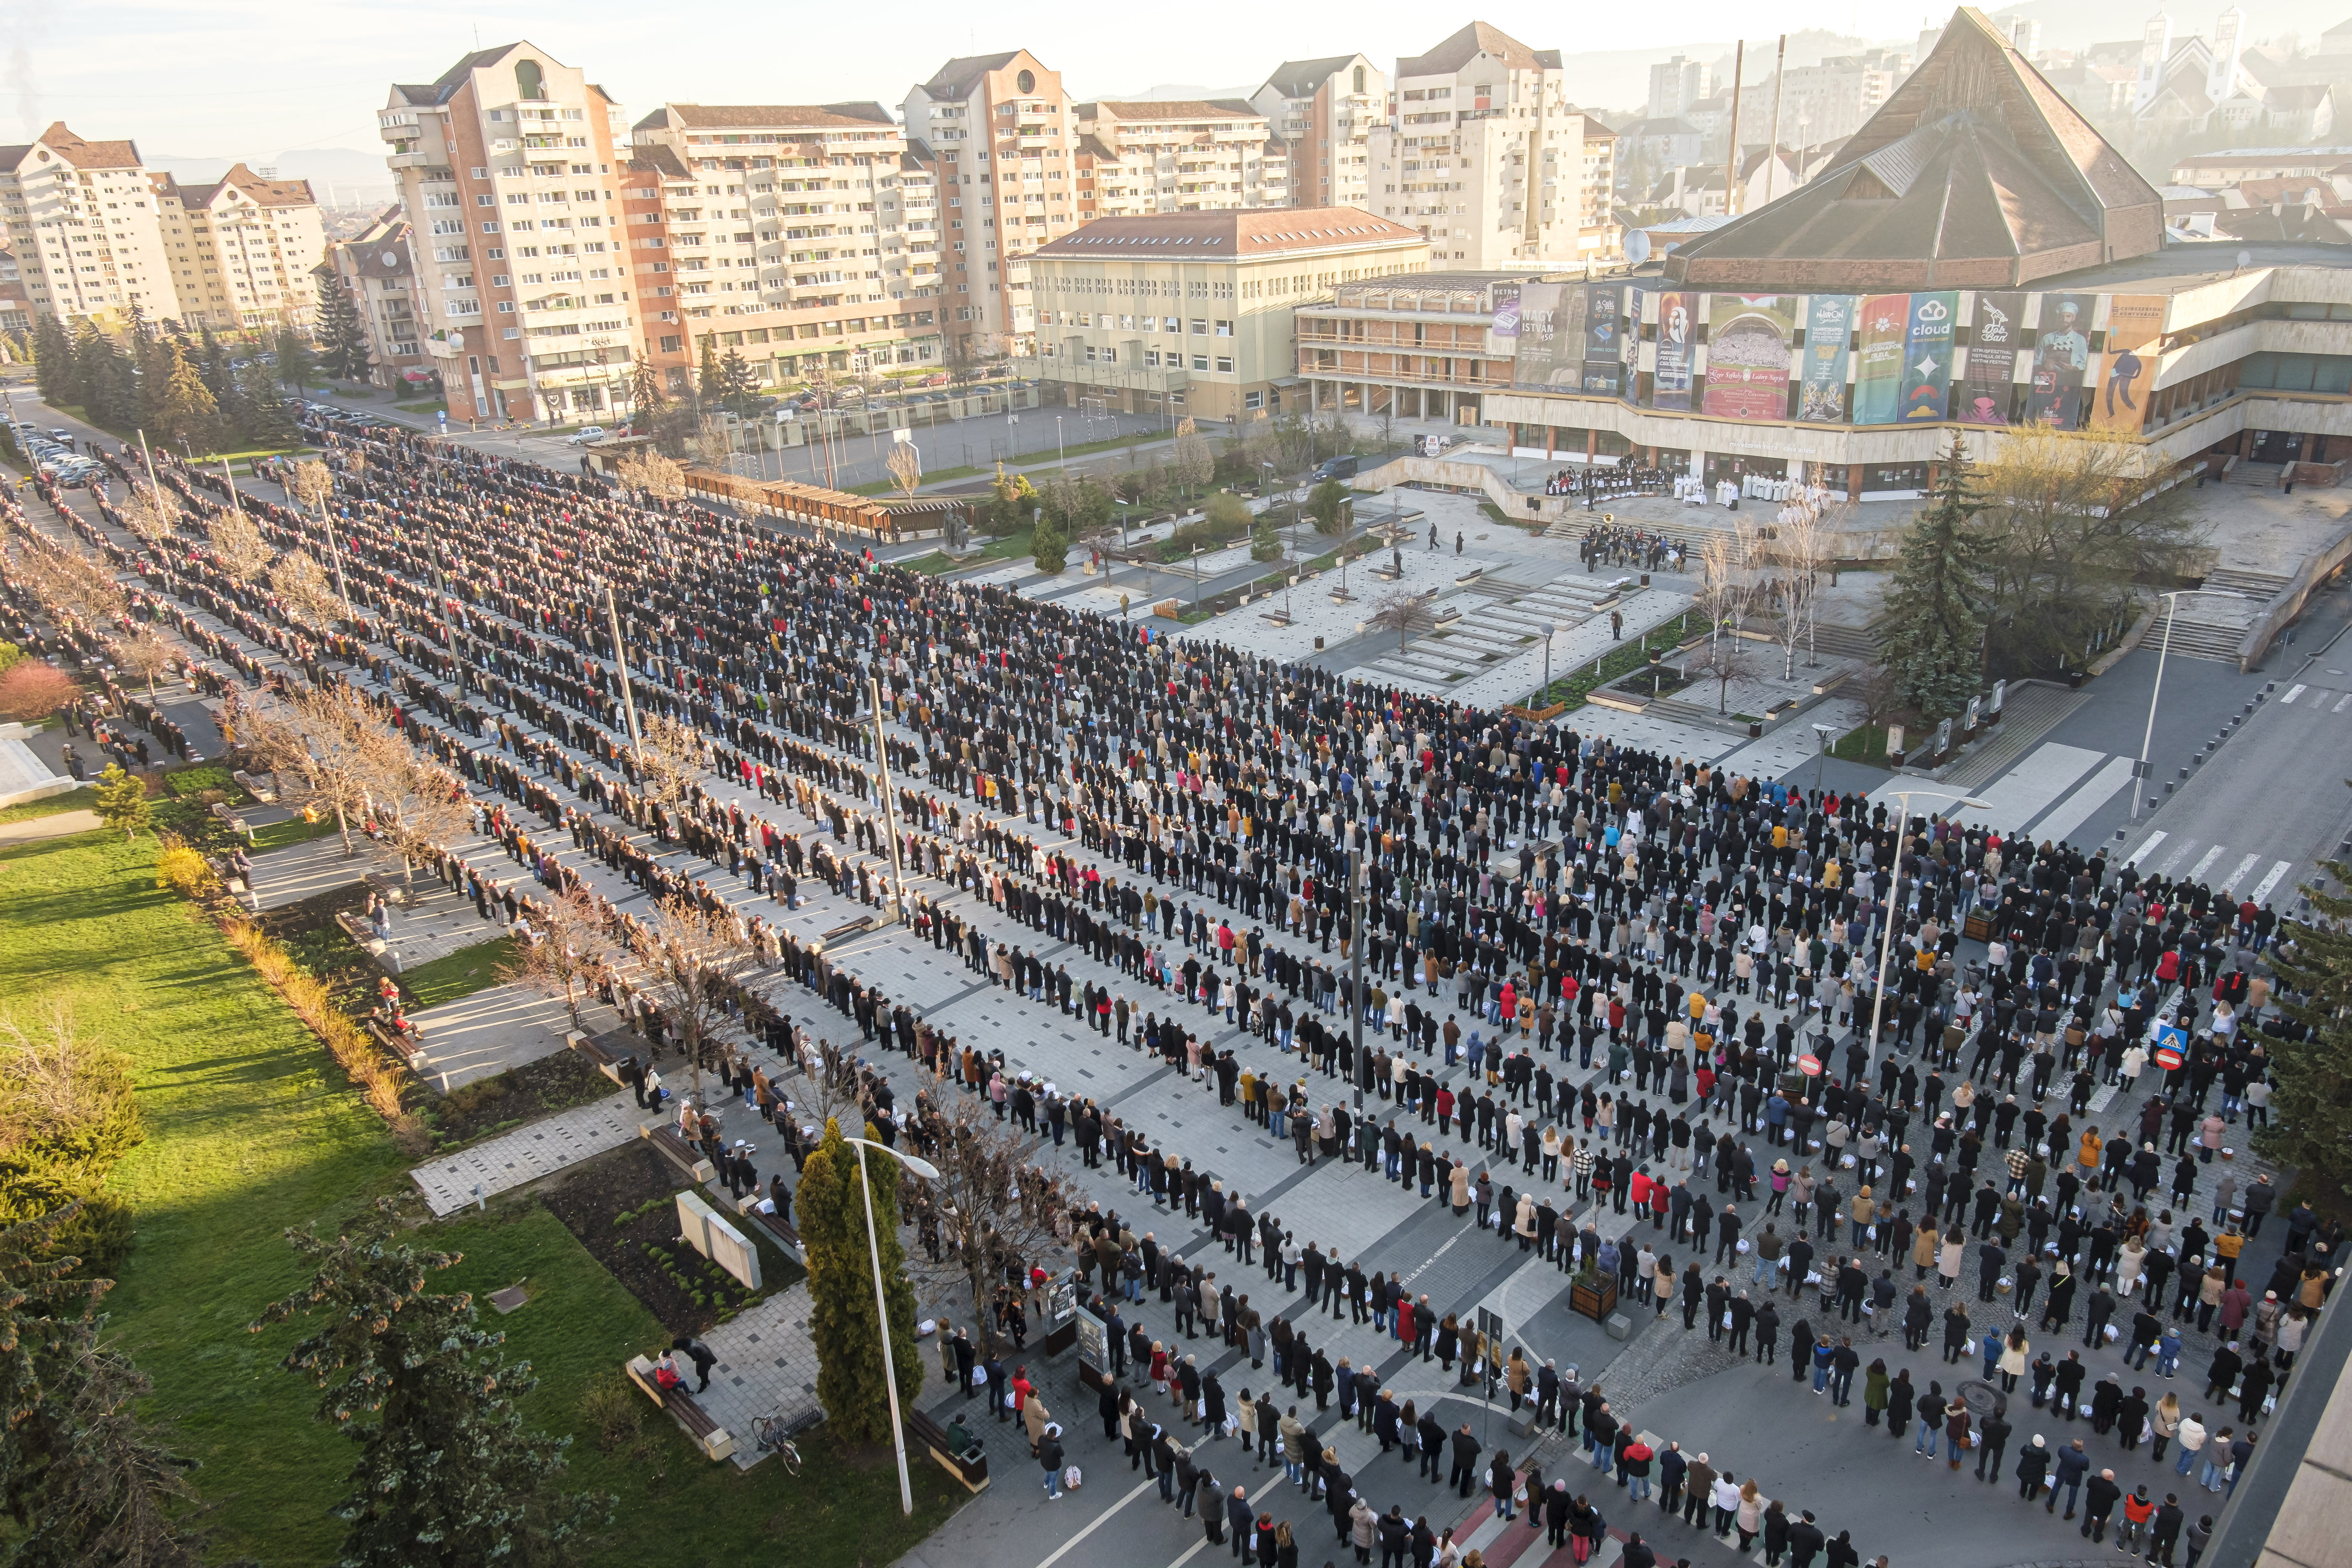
[2247,860,2294,906]
[2334,694,2352,714]
[2188,844,2228,879]
[2126,831,2166,867]
[2282,684,2308,705]
[2220,851,2263,893]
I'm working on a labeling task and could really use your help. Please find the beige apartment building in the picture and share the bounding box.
[323,209,430,387]
[902,51,1080,362]
[629,102,945,388]
[1028,206,1427,423]
[1073,101,1280,219]
[152,164,325,331]
[1367,23,1621,272]
[0,123,181,328]
[1252,55,1386,210]
[380,43,640,424]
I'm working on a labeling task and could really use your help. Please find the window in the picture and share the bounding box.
[1191,318,1207,335]
[1245,389,1265,410]
[1191,353,1208,370]
[514,60,546,101]
[1215,355,1233,373]
[1214,320,1231,337]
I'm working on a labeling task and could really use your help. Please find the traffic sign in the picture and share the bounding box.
[1796,1054,1822,1076]
[2152,1045,2184,1072]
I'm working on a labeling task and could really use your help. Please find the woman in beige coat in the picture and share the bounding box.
[1912,1216,1941,1282]
[1937,1231,1965,1290]
[1450,1162,1472,1216]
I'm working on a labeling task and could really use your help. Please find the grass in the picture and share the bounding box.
[0,783,97,823]
[0,826,963,1564]
[398,934,521,1009]
[1830,723,1891,766]
[250,812,345,853]
[900,550,958,576]
[968,525,1037,563]
[1013,432,1152,466]
[1525,611,1706,713]
[395,400,447,415]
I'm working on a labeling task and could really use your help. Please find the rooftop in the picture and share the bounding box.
[635,102,896,132]
[1033,206,1424,262]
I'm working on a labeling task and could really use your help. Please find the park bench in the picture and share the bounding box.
[231,769,276,803]
[737,1199,805,1265]
[566,1029,628,1086]
[623,1355,734,1462]
[639,1121,716,1184]
[363,1017,426,1070]
[363,871,417,910]
[906,1405,990,1492]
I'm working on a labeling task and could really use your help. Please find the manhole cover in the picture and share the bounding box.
[489,1285,529,1314]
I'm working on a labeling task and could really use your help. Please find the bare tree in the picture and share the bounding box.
[884,440,923,504]
[205,508,273,585]
[1769,501,1840,674]
[499,884,621,1030]
[625,894,756,1099]
[111,625,175,700]
[1686,631,1758,716]
[283,458,335,513]
[1695,518,1758,656]
[235,684,387,855]
[1368,588,1433,654]
[1171,416,1214,502]
[364,734,473,888]
[895,1096,1080,1358]
[614,447,687,502]
[119,482,182,549]
[268,550,343,629]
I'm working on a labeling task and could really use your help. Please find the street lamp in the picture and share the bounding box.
[842,1135,940,1517]
[2132,589,2249,819]
[1862,787,1990,1056]
[1537,620,1560,708]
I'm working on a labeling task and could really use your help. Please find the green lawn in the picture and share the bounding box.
[1014,431,1149,467]
[0,783,96,824]
[1,827,962,1565]
[249,812,344,853]
[400,934,521,1008]
[395,399,447,416]
[1830,723,1892,766]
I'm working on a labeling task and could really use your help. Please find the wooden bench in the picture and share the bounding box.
[363,1017,426,1070]
[640,1122,717,1184]
[232,769,277,803]
[567,1029,628,1085]
[738,1200,805,1265]
[363,871,417,910]
[906,1405,990,1492]
[623,1355,734,1462]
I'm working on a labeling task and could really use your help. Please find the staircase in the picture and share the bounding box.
[2146,575,2274,663]
[1358,570,1644,691]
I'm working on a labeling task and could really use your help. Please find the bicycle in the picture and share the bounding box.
[750,1414,802,1475]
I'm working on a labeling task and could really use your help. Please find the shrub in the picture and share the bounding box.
[152,842,215,900]
[0,661,76,722]
[163,765,233,798]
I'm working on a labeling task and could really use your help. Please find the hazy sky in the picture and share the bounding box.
[6,0,2329,159]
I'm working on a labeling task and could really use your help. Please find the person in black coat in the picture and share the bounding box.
[1886,1369,1915,1439]
[1976,1409,2012,1482]
[1786,1510,1827,1568]
[2016,1434,2052,1501]
[2081,1468,2123,1542]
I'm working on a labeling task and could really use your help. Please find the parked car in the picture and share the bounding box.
[1314,455,1360,482]
[566,426,608,446]
[47,429,73,448]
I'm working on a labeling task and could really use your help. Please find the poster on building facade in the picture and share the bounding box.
[1582,284,1625,396]
[1700,294,1798,420]
[1510,281,1583,392]
[1651,291,1696,410]
[1958,345,2018,425]
[1852,293,1911,424]
[2088,292,2165,433]
[1898,291,1959,422]
[1797,294,1853,423]
[2026,292,2095,427]
[1622,287,1646,402]
[1489,282,1522,339]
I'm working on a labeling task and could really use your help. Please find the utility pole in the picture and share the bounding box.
[1723,39,1746,218]
[605,581,645,761]
[1766,35,1787,206]
[869,671,909,925]
[1349,818,1367,1109]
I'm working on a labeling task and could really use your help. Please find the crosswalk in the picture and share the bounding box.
[2124,830,2298,907]
[1438,1427,1786,1568]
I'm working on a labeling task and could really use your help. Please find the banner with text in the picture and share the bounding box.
[1853,293,1911,424]
[1651,291,1697,411]
[2088,292,2165,433]
[1701,294,1797,420]
[2027,292,2095,427]
[1797,294,1853,423]
[1898,291,1959,422]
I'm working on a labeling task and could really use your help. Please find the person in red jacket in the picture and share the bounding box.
[2119,1483,2158,1553]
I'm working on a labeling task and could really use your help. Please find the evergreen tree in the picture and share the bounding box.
[2254,869,2352,1198]
[235,361,298,449]
[91,765,151,841]
[715,348,759,416]
[798,1119,922,1445]
[1031,512,1069,575]
[155,342,222,456]
[275,326,318,394]
[255,1199,609,1568]
[696,337,721,404]
[72,323,135,431]
[31,316,74,409]
[315,274,374,384]
[624,358,665,429]
[1878,436,1994,719]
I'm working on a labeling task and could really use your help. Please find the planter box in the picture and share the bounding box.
[1570,1275,1618,1322]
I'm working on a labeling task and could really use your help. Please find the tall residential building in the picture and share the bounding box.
[0,123,181,328]
[322,208,429,387]
[380,43,640,424]
[902,51,1079,362]
[1251,55,1386,209]
[151,164,326,331]
[631,102,945,384]
[1367,23,1621,271]
[1755,49,1914,149]
[1073,100,1278,219]
[0,250,31,341]
[1647,55,1714,121]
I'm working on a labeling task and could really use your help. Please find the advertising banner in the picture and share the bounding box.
[2089,292,2165,433]
[1958,346,2017,426]
[1651,290,1696,410]
[1853,293,1910,424]
[1623,286,1646,401]
[1898,291,1958,423]
[1700,294,1797,420]
[2027,292,2095,427]
[1796,294,1853,423]
[1581,284,1625,396]
[1489,282,1522,338]
[1510,281,1582,392]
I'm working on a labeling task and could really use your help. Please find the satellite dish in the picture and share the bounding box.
[1623,230,1653,265]
[381,251,401,268]
[2237,249,2254,270]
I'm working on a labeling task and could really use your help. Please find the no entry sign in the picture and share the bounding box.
[1797,1054,1822,1076]
[2152,1045,2184,1072]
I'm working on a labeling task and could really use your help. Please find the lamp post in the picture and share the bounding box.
[1538,620,1560,708]
[842,1135,939,1517]
[1863,788,1991,1055]
[2133,588,2249,819]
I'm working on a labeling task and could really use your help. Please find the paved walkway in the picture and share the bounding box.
[0,809,100,842]
[408,982,602,1093]
[692,1282,825,1468]
[408,1088,645,1216]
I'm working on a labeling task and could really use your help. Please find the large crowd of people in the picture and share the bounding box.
[0,410,2333,1568]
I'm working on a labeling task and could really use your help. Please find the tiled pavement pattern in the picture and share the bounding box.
[409,1088,645,1216]
[50,461,2297,1521]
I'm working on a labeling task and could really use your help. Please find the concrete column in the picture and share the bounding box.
[1586,429,1597,461]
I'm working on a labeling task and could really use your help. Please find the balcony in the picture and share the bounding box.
[386,151,436,170]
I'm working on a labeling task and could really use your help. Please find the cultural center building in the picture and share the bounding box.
[1305,8,2352,499]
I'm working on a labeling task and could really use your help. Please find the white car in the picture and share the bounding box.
[565,426,608,446]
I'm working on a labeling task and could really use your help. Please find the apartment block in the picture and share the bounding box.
[630,101,944,387]
[1029,206,1427,423]
[1647,55,1715,121]
[1251,56,1386,210]
[903,51,1079,363]
[0,250,31,340]
[0,122,181,328]
[380,43,639,424]
[1367,23,1621,272]
[152,164,326,331]
[323,209,430,387]
[1074,101,1278,219]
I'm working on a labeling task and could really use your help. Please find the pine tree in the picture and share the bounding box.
[715,348,758,415]
[1878,436,1994,719]
[32,315,75,408]
[797,1119,922,1445]
[2253,869,2352,1198]
[72,322,134,432]
[235,361,299,449]
[91,764,151,841]
[157,342,222,456]
[696,337,721,404]
[275,326,318,394]
[624,358,665,429]
[315,274,374,384]
[254,1199,609,1568]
